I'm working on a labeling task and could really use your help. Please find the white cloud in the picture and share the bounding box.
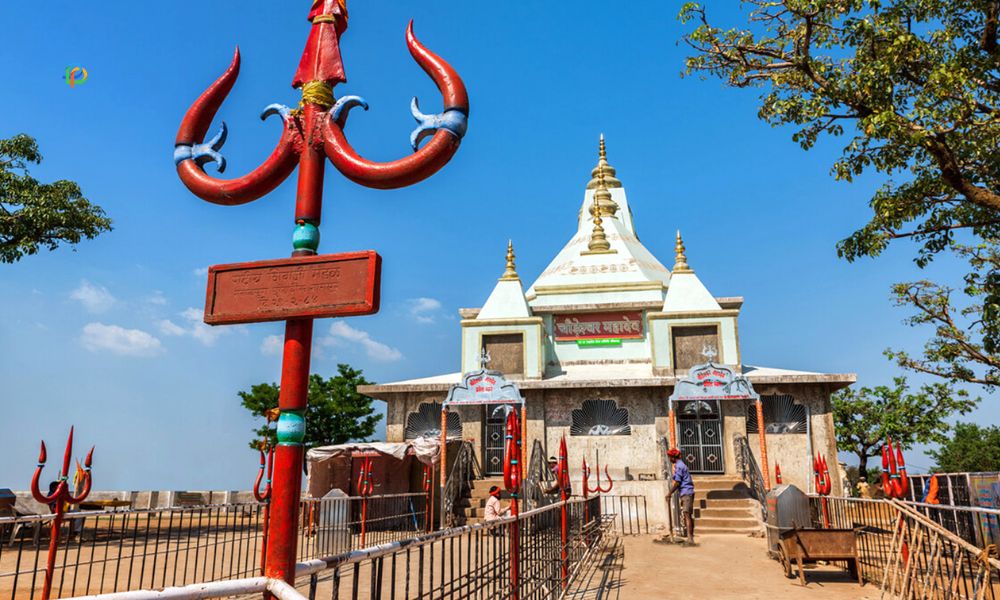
[193,267,209,277]
[260,334,283,356]
[323,321,403,362]
[81,323,162,357]
[407,297,443,324]
[146,291,168,306]
[157,308,227,346]
[70,281,116,313]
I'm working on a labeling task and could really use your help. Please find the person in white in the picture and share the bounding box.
[484,485,510,522]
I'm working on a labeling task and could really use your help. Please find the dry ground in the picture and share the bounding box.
[620,534,878,600]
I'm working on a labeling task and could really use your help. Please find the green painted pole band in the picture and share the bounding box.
[276,410,306,444]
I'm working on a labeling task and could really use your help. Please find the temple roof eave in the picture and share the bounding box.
[358,367,858,396]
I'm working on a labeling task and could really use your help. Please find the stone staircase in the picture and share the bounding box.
[691,476,763,535]
[457,477,506,525]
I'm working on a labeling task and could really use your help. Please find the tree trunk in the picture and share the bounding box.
[857,454,869,477]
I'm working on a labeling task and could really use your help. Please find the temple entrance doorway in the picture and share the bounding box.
[677,399,724,474]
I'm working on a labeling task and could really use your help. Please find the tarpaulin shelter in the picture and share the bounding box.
[306,439,441,498]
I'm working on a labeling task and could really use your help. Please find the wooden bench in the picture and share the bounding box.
[778,527,863,586]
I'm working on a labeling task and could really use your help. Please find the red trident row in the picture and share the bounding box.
[882,437,909,499]
[582,452,613,497]
[882,438,910,565]
[357,455,376,547]
[30,427,94,600]
[814,453,833,528]
[502,409,523,600]
[253,444,275,575]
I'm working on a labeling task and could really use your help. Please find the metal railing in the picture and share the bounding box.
[597,495,648,536]
[734,434,768,519]
[442,441,480,528]
[56,498,621,600]
[524,440,557,511]
[0,493,427,600]
[807,495,1000,598]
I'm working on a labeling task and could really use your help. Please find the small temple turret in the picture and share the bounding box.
[584,167,616,254]
[661,231,721,313]
[478,241,532,319]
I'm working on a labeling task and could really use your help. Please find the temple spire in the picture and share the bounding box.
[586,134,622,190]
[500,240,519,280]
[673,230,692,273]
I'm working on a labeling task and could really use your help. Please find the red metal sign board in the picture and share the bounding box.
[203,251,381,325]
[553,311,644,341]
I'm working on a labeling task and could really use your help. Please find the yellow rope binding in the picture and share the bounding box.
[300,80,334,110]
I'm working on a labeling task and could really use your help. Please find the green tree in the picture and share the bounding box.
[679,1,1000,386]
[929,421,1000,472]
[239,364,383,450]
[832,377,978,473]
[1,134,112,263]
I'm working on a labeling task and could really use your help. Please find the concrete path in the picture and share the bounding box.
[620,534,879,599]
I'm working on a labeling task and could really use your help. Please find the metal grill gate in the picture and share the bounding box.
[483,404,507,475]
[677,399,724,473]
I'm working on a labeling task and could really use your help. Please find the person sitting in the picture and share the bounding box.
[484,486,510,522]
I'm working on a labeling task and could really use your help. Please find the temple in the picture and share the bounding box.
[359,136,856,526]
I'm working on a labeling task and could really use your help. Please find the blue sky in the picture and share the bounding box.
[0,1,992,490]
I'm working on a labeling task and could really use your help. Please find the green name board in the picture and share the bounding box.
[577,338,622,348]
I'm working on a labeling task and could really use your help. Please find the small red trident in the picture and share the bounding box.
[502,408,522,600]
[422,462,434,533]
[30,427,94,600]
[356,455,375,547]
[583,450,613,496]
[774,463,783,485]
[556,437,571,589]
[253,443,275,574]
[814,454,832,528]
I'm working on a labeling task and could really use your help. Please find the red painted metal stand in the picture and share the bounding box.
[173,3,468,591]
[502,409,522,600]
[581,450,612,537]
[883,438,910,563]
[775,463,783,485]
[253,445,275,575]
[30,427,94,600]
[814,453,832,528]
[356,455,375,547]
[556,437,571,589]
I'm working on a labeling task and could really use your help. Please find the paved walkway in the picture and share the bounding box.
[620,534,879,599]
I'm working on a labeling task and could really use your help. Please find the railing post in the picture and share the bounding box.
[557,437,570,589]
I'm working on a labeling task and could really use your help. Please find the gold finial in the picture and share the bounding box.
[673,230,693,273]
[501,239,519,280]
[586,134,622,190]
[586,171,613,253]
[591,162,620,218]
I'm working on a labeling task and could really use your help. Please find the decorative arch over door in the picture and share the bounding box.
[405,402,461,440]
[570,399,631,436]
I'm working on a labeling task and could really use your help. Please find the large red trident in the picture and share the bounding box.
[173,2,468,587]
[356,455,375,547]
[813,453,832,528]
[582,450,614,496]
[502,409,522,600]
[30,427,94,600]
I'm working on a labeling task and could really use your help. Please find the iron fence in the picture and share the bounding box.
[807,496,1000,598]
[292,498,613,600]
[596,496,648,536]
[0,493,427,600]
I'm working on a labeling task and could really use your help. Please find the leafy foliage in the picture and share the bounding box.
[680,1,1000,386]
[0,134,112,263]
[928,421,1000,471]
[239,364,383,450]
[832,377,978,472]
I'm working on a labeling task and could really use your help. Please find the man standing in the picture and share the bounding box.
[666,448,696,546]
